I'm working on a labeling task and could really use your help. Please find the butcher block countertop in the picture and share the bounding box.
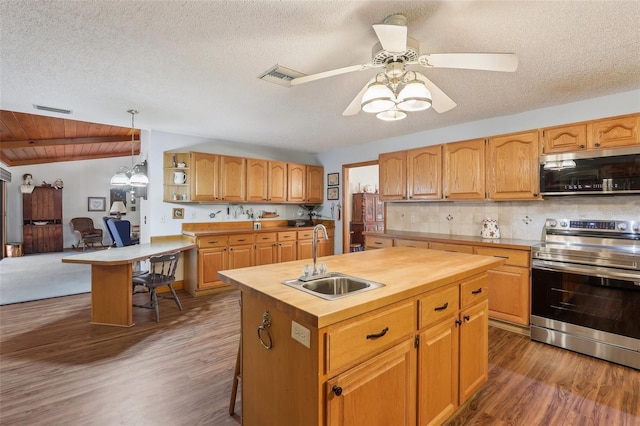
[218,246,504,328]
[181,220,334,237]
[366,230,539,250]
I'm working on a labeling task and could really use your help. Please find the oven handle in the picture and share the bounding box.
[532,259,640,282]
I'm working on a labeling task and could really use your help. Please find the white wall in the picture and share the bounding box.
[317,89,640,252]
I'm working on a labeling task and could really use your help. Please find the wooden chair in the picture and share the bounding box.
[70,217,104,250]
[132,252,182,322]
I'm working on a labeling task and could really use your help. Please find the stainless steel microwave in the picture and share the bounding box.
[539,146,640,196]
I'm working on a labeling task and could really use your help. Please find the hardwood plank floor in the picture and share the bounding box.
[1,290,638,425]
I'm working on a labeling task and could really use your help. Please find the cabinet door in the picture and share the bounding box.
[318,237,334,257]
[228,244,254,269]
[408,145,442,200]
[351,193,364,222]
[487,131,540,200]
[198,247,228,289]
[379,150,407,200]
[255,243,277,266]
[268,161,287,203]
[327,339,416,426]
[220,155,246,202]
[287,163,306,202]
[306,165,324,203]
[459,299,488,404]
[418,318,458,426]
[590,114,640,149]
[363,194,376,222]
[374,195,384,221]
[246,159,268,202]
[486,265,530,326]
[542,124,587,153]
[443,139,485,200]
[278,241,297,262]
[191,152,219,202]
[297,239,313,260]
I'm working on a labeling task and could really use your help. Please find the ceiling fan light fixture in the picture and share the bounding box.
[397,79,432,112]
[361,80,395,113]
[110,166,131,186]
[376,109,407,121]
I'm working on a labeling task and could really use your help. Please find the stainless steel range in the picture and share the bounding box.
[531,219,640,369]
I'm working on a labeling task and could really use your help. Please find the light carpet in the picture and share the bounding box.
[0,251,91,305]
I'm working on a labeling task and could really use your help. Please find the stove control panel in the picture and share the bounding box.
[544,219,639,237]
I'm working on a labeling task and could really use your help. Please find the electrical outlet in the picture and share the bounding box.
[160,215,165,223]
[191,211,196,219]
[291,320,310,348]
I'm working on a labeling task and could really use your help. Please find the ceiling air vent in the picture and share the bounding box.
[258,65,305,87]
[33,104,72,114]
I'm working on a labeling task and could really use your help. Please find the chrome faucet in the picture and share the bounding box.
[312,223,329,275]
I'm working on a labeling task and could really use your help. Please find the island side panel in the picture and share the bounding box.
[241,293,323,426]
[90,263,133,327]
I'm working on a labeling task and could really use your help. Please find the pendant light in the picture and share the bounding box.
[110,109,148,187]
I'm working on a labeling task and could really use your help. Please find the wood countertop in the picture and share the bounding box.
[182,222,334,237]
[217,246,504,329]
[61,237,195,266]
[365,230,539,250]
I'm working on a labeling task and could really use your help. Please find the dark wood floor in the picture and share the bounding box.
[0,290,638,425]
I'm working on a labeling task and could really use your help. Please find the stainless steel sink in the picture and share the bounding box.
[282,272,385,300]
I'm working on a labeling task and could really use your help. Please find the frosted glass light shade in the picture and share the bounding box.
[110,166,130,186]
[361,82,395,113]
[376,109,407,121]
[397,80,432,112]
[129,170,149,187]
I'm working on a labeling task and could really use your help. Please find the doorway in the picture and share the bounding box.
[340,160,379,254]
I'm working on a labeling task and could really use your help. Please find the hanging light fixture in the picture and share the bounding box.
[110,109,148,187]
[360,66,432,121]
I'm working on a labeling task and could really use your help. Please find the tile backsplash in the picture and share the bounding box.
[385,196,640,241]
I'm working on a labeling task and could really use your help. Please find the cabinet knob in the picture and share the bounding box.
[455,319,462,326]
[579,144,585,149]
[594,142,601,147]
[332,385,343,396]
[463,315,470,322]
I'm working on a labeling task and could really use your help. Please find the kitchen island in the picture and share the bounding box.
[218,246,505,426]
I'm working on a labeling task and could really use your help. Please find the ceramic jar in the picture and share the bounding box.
[481,218,500,239]
[173,171,187,184]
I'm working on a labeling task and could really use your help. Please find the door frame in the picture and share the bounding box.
[341,160,379,254]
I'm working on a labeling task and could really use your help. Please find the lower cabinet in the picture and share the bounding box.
[255,232,278,266]
[198,246,228,290]
[277,231,297,262]
[326,338,416,426]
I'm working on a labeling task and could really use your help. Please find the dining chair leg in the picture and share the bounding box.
[167,284,183,311]
[151,289,160,322]
[229,339,241,415]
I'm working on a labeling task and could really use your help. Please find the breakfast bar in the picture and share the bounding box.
[62,237,195,327]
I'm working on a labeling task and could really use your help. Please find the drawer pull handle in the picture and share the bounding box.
[208,241,219,244]
[366,327,389,340]
[434,302,449,311]
[494,255,508,259]
[374,241,383,245]
[471,288,482,294]
[332,385,343,396]
[237,239,246,242]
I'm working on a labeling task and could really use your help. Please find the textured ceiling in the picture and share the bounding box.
[1,1,639,155]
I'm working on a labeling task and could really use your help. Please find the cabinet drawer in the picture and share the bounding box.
[278,231,296,241]
[197,235,228,248]
[393,238,429,249]
[474,247,529,267]
[429,242,474,254]
[297,230,314,240]
[365,235,392,249]
[228,234,254,245]
[255,232,277,243]
[419,285,460,329]
[460,273,489,309]
[326,301,415,373]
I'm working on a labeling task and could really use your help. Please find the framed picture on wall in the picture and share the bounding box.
[327,172,339,186]
[172,208,184,219]
[327,187,339,200]
[88,197,106,212]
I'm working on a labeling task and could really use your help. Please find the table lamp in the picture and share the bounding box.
[110,201,127,220]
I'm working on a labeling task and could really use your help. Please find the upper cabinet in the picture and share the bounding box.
[443,139,485,201]
[191,152,219,202]
[219,155,246,202]
[487,131,540,200]
[246,159,288,203]
[269,161,288,203]
[542,113,639,153]
[408,145,442,200]
[306,165,324,203]
[287,163,324,203]
[379,150,407,201]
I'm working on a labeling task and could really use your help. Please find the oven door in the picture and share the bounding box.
[531,261,640,369]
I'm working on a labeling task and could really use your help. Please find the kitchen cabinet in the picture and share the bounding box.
[196,235,229,290]
[191,152,219,201]
[277,231,297,262]
[429,241,474,254]
[246,159,288,203]
[287,163,307,203]
[378,150,407,200]
[408,145,443,200]
[443,139,486,200]
[219,155,246,202]
[227,234,254,270]
[297,227,335,260]
[254,232,278,266]
[306,165,324,203]
[163,152,193,202]
[364,234,393,250]
[350,193,384,247]
[474,246,530,326]
[590,113,639,149]
[487,131,540,200]
[542,123,588,153]
[22,186,63,254]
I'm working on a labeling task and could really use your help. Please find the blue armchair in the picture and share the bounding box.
[106,218,140,247]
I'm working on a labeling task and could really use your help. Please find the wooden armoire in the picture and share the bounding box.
[350,192,384,248]
[23,186,63,254]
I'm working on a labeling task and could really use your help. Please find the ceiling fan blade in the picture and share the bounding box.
[290,63,379,86]
[415,73,457,113]
[342,78,375,116]
[372,23,407,53]
[419,53,518,72]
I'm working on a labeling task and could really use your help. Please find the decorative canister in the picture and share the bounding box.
[173,171,187,184]
[481,218,500,239]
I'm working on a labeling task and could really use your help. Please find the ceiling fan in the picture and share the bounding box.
[290,14,518,120]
